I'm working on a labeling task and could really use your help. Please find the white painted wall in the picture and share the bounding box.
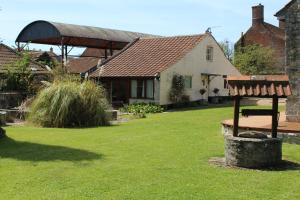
[159,34,241,105]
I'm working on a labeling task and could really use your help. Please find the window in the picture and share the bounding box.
[131,80,137,98]
[131,79,154,99]
[184,76,192,89]
[206,46,213,61]
[137,80,145,98]
[146,80,154,98]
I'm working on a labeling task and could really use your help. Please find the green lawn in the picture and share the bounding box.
[1,107,300,200]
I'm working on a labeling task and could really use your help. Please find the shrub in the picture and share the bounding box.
[121,103,163,115]
[28,79,110,128]
[3,52,34,92]
[169,74,185,103]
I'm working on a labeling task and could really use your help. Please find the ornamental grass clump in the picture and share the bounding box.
[28,79,110,128]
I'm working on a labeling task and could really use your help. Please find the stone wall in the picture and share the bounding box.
[285,0,300,122]
[225,134,282,168]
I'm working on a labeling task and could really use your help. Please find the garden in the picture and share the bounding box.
[1,106,300,199]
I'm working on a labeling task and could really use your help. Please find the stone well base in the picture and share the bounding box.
[225,134,282,168]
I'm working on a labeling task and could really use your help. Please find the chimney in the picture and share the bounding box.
[252,4,264,26]
[50,47,53,53]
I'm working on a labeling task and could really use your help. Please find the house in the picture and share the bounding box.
[28,47,61,68]
[66,57,101,77]
[235,4,285,72]
[275,0,300,122]
[0,43,50,108]
[65,48,106,76]
[0,43,49,76]
[90,33,240,105]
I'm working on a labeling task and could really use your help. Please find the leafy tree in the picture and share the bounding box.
[219,40,234,62]
[234,44,279,75]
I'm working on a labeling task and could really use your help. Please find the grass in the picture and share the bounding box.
[0,106,300,199]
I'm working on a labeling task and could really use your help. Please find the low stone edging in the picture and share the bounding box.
[222,125,300,145]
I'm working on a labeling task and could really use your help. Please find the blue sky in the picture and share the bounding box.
[0,0,287,55]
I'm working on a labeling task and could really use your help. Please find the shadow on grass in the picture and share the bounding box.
[0,137,102,162]
[209,157,300,171]
[260,160,300,171]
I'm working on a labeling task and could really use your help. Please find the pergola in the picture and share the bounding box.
[227,75,292,138]
[15,20,155,64]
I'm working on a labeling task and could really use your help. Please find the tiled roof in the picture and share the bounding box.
[0,43,48,74]
[227,75,292,97]
[81,48,105,58]
[90,34,206,78]
[66,57,101,74]
[29,50,61,62]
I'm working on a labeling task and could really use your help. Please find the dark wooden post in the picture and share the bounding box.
[65,45,68,64]
[110,42,113,56]
[104,49,108,59]
[233,96,240,137]
[272,96,279,138]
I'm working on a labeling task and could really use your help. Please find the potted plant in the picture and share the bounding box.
[199,88,207,105]
[212,88,220,104]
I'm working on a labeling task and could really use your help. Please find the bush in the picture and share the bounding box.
[28,79,110,128]
[121,103,163,115]
[3,52,34,92]
[169,74,185,103]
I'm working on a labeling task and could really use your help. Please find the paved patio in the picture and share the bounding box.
[223,112,300,133]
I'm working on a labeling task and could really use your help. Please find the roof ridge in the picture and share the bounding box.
[141,33,206,40]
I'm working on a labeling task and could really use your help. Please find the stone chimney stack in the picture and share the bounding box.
[252,4,264,26]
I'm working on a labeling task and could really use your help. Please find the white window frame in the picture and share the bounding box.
[206,46,214,62]
[184,76,192,89]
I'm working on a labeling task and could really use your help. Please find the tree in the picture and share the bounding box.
[3,52,34,92]
[219,40,234,62]
[169,74,185,103]
[234,44,279,75]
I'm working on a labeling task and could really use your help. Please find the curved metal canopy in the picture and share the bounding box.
[16,20,155,49]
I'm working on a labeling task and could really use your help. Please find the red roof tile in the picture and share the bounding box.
[227,75,292,97]
[66,57,101,74]
[0,43,49,74]
[81,48,105,58]
[90,34,206,78]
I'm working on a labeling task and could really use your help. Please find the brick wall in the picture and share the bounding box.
[236,4,285,72]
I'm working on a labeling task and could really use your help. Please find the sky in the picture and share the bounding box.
[0,0,288,56]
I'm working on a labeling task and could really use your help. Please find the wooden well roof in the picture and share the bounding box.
[227,75,292,98]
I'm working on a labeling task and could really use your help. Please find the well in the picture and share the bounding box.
[225,134,282,168]
[224,75,292,168]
